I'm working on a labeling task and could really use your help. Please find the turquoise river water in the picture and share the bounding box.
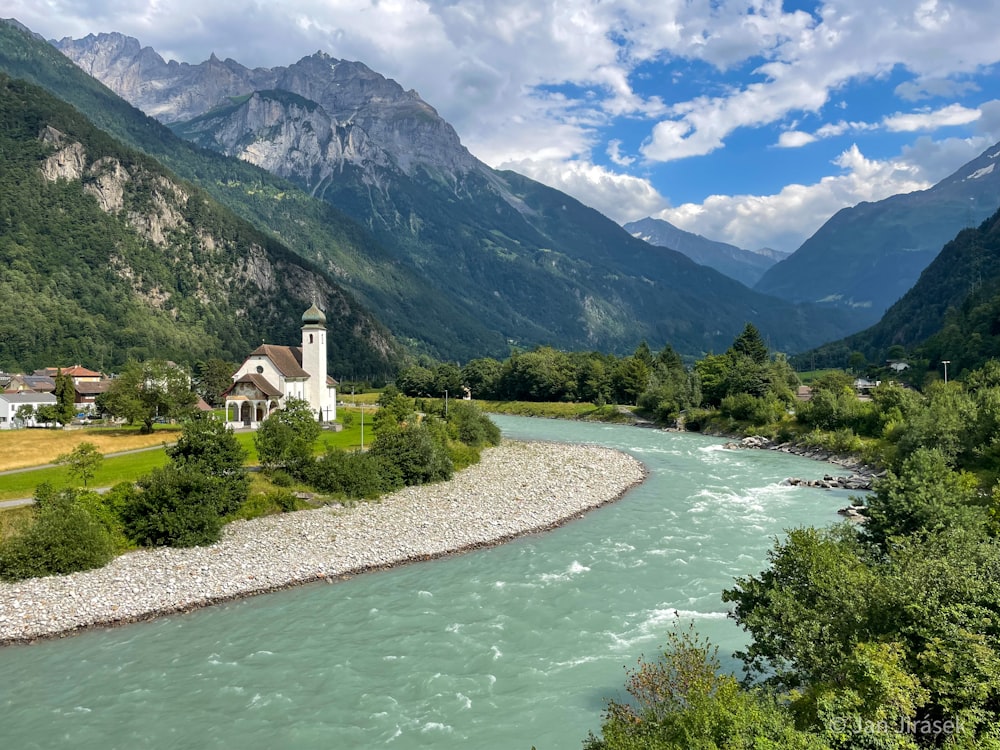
[0,416,856,749]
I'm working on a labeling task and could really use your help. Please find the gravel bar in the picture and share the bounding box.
[0,440,646,645]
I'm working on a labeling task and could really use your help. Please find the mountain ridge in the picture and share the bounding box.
[623,216,786,287]
[755,140,1000,326]
[0,72,401,376]
[6,20,872,358]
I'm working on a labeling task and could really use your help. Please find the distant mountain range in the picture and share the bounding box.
[34,26,868,358]
[755,141,1000,327]
[623,217,787,287]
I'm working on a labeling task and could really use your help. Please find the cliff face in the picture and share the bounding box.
[55,32,279,124]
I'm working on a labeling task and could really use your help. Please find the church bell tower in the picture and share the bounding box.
[301,302,329,420]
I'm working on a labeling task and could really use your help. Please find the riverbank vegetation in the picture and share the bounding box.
[559,334,1000,747]
[0,397,499,581]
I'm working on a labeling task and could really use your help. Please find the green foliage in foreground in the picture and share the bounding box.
[586,355,1000,749]
[585,626,828,750]
[0,487,116,581]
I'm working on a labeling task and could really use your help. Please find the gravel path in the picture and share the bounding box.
[0,440,646,645]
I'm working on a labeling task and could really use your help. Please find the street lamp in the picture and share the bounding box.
[942,360,951,384]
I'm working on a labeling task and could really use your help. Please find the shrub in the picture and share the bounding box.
[369,423,453,486]
[121,465,225,547]
[269,470,294,487]
[311,449,400,499]
[0,490,116,581]
[447,441,482,472]
[231,490,303,521]
[446,401,501,447]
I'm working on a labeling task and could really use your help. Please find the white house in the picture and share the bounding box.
[0,392,57,429]
[223,304,337,427]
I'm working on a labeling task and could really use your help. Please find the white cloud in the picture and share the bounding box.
[777,130,817,148]
[501,157,667,224]
[606,139,635,166]
[653,144,934,253]
[883,103,982,132]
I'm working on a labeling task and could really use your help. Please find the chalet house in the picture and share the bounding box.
[32,365,110,412]
[0,392,57,429]
[34,365,104,384]
[224,304,337,427]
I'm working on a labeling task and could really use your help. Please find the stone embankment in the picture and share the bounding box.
[0,440,646,645]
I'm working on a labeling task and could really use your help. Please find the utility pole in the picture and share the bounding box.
[942,360,950,384]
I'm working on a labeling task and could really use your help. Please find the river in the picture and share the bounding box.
[0,416,855,749]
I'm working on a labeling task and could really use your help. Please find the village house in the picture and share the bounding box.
[224,304,337,427]
[0,391,57,429]
[30,365,111,413]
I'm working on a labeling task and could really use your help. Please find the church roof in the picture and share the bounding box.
[248,344,309,378]
[225,373,284,398]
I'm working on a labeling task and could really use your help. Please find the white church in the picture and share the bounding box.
[223,303,337,427]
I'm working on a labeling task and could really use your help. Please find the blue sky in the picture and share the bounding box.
[7,0,1000,253]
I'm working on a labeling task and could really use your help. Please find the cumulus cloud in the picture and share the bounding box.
[777,130,817,148]
[500,157,667,224]
[653,145,938,253]
[884,103,982,132]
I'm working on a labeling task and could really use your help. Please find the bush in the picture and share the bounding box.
[310,449,401,499]
[446,401,501,447]
[121,465,225,547]
[369,423,453,486]
[447,441,482,472]
[0,489,116,581]
[231,490,303,521]
[269,470,294,487]
[720,392,784,425]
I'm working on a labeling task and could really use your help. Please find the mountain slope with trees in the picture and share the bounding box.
[0,72,401,376]
[795,207,1000,377]
[755,141,1000,327]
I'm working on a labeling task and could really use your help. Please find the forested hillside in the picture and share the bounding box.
[0,20,504,361]
[0,73,401,375]
[796,207,1000,378]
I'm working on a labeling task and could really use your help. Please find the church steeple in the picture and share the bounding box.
[301,302,329,420]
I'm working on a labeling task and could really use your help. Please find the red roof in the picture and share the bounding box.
[248,345,309,379]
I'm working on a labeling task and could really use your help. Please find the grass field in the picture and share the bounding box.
[0,426,182,472]
[0,408,377,503]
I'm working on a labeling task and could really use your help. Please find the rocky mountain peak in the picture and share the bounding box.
[54,33,478,178]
